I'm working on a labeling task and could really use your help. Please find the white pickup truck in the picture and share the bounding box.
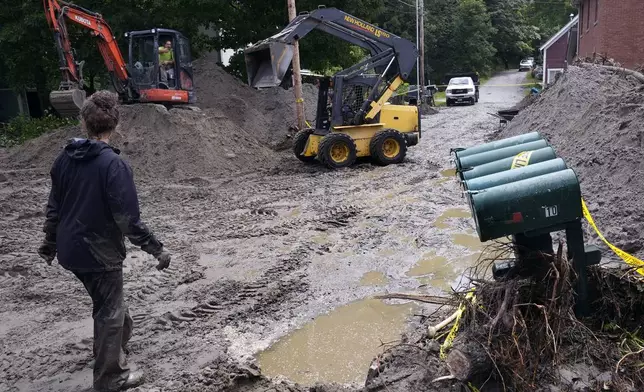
[445,76,477,106]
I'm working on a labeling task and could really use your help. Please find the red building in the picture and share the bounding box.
[540,15,579,85]
[576,0,644,69]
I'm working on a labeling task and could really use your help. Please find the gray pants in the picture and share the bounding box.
[159,67,174,85]
[73,270,133,392]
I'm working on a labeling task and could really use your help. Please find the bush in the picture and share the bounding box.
[0,114,78,147]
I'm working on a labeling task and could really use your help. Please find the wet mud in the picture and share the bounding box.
[0,71,528,391]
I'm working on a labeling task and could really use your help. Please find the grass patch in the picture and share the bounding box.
[433,90,446,107]
[522,70,542,96]
[0,114,78,147]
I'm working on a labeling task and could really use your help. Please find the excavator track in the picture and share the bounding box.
[49,89,87,118]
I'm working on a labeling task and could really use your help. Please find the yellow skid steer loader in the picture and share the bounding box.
[244,7,421,169]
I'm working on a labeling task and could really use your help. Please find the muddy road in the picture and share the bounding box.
[0,71,527,392]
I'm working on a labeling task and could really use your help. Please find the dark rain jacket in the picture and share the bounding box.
[43,138,164,272]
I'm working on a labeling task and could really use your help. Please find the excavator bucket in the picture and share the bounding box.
[49,89,87,118]
[244,41,294,88]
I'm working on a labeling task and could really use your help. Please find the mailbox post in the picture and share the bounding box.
[450,133,601,317]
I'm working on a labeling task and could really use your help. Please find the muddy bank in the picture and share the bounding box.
[497,64,644,260]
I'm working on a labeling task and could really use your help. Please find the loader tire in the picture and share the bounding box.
[293,128,316,163]
[317,133,357,169]
[369,129,407,166]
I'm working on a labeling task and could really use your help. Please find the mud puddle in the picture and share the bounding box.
[451,233,483,251]
[359,271,388,286]
[433,208,471,229]
[407,251,474,292]
[439,168,456,177]
[256,298,417,386]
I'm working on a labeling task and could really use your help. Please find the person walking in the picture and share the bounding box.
[37,90,171,391]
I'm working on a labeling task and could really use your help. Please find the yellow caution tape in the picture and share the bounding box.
[305,120,312,128]
[468,383,481,392]
[581,199,644,276]
[295,98,304,103]
[435,83,538,88]
[510,150,533,169]
[440,290,475,360]
[484,83,539,87]
[507,148,644,275]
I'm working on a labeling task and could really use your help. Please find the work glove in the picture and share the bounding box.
[38,240,57,265]
[155,250,171,271]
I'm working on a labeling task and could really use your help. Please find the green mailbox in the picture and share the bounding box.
[464,158,568,192]
[453,131,542,159]
[456,139,549,171]
[461,147,558,181]
[470,169,582,242]
[450,132,599,317]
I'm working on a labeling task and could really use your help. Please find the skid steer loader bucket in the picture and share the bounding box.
[244,41,294,88]
[49,89,87,118]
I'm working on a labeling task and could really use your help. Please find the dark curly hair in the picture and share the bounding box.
[80,90,120,137]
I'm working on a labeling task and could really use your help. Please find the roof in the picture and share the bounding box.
[540,15,579,51]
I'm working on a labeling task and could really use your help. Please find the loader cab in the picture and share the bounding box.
[125,28,194,92]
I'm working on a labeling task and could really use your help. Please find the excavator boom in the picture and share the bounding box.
[44,0,130,117]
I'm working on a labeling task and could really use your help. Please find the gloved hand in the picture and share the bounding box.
[38,240,57,265]
[155,251,171,271]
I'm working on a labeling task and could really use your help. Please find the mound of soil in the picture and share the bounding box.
[193,52,318,149]
[0,53,322,180]
[0,104,277,180]
[497,64,644,260]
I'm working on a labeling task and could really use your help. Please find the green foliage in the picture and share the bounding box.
[396,82,410,96]
[485,0,539,68]
[0,114,78,147]
[0,0,578,120]
[420,0,497,82]
[524,0,576,42]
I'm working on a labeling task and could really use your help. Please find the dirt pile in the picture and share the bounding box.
[0,104,277,180]
[0,54,322,179]
[497,64,644,260]
[193,52,318,150]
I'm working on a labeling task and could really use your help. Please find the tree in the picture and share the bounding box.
[524,0,576,48]
[485,0,538,69]
[420,0,496,83]
[453,0,497,74]
[0,1,61,111]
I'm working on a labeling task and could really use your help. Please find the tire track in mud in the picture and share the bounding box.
[130,196,362,332]
[140,242,317,329]
[220,204,363,240]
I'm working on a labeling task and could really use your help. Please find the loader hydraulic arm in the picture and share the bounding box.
[43,0,129,89]
[245,7,418,88]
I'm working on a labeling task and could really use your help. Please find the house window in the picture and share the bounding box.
[548,68,565,85]
[595,0,599,23]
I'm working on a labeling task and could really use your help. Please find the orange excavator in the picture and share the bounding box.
[44,0,196,117]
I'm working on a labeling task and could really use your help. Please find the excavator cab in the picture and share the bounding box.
[126,28,195,93]
[44,0,196,117]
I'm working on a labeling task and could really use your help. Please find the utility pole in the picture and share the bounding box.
[418,0,425,103]
[415,0,420,104]
[287,0,305,130]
